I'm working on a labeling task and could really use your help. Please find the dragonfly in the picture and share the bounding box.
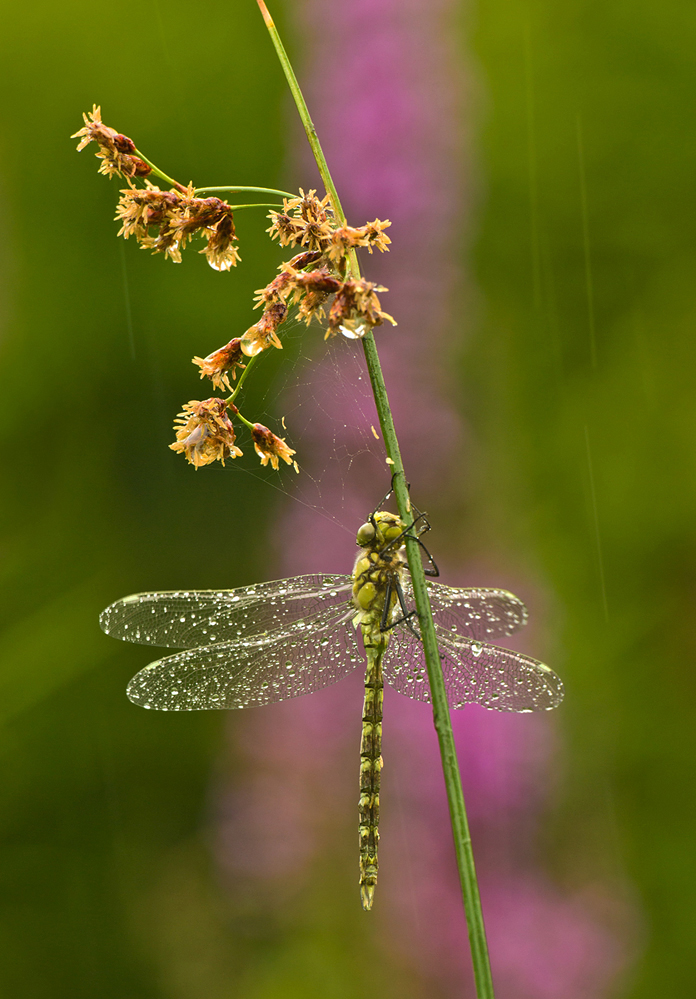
[100,503,564,910]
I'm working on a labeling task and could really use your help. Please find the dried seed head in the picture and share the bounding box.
[169,398,241,468]
[251,423,297,471]
[72,105,151,180]
[252,262,340,326]
[115,184,239,268]
[192,339,246,392]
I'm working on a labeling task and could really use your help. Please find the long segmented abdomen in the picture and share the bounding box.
[358,640,384,910]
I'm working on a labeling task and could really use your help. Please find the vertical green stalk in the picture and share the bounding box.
[256,3,495,996]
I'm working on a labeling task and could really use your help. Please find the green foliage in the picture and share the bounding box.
[0,0,289,994]
[472,0,696,993]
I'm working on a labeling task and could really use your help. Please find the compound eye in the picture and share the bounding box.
[383,525,402,543]
[356,522,376,546]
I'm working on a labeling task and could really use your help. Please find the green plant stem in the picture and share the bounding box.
[128,152,293,202]
[255,1,348,225]
[234,409,255,431]
[226,353,259,406]
[133,148,186,191]
[194,185,296,198]
[257,3,496,997]
[224,203,286,211]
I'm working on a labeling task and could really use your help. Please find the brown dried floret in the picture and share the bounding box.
[241,303,288,356]
[327,278,397,339]
[116,184,239,268]
[253,266,297,309]
[192,339,246,392]
[287,249,324,270]
[72,105,151,180]
[251,423,297,471]
[169,398,242,468]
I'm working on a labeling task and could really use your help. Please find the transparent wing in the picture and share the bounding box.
[402,579,528,640]
[383,624,563,712]
[126,602,360,710]
[100,574,353,649]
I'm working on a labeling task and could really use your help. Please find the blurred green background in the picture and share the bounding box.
[1,0,694,995]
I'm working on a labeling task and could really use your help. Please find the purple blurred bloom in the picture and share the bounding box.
[214,0,632,993]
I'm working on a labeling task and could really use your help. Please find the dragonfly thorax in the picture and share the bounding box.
[352,511,407,642]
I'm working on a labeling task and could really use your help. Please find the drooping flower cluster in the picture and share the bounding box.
[73,107,239,271]
[116,184,240,270]
[239,191,395,357]
[72,105,152,180]
[180,191,395,468]
[267,190,391,262]
[248,261,394,346]
[169,398,242,468]
[73,111,395,474]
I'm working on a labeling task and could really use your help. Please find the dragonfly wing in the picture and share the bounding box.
[383,625,563,712]
[126,603,360,710]
[100,574,353,649]
[402,579,528,640]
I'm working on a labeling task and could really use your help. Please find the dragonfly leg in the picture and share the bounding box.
[379,580,393,631]
[380,514,441,578]
[367,474,399,531]
[380,578,421,639]
[411,534,440,577]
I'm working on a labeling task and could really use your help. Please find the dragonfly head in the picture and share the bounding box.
[356,511,406,551]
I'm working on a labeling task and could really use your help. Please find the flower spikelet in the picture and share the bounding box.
[267,189,335,251]
[287,266,342,324]
[241,303,288,356]
[72,106,151,180]
[202,210,240,271]
[326,219,392,264]
[252,261,341,325]
[327,278,397,339]
[251,423,297,471]
[115,184,239,267]
[116,186,178,238]
[169,398,242,468]
[192,339,246,392]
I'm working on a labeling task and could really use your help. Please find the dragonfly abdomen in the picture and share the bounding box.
[359,641,384,910]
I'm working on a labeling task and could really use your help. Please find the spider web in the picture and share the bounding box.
[225,309,390,562]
